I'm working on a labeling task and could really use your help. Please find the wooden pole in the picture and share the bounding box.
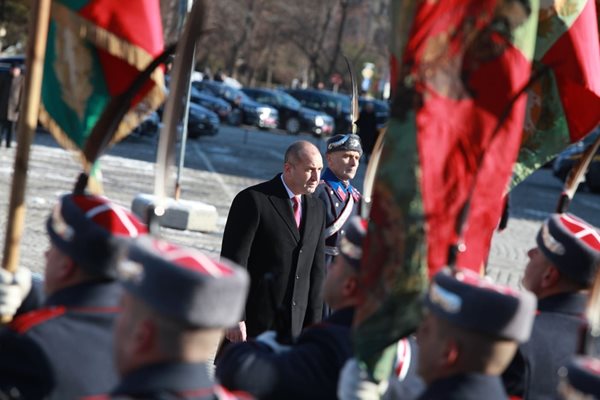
[2,0,51,273]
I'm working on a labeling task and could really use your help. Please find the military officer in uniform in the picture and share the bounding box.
[416,269,536,400]
[315,133,363,267]
[503,213,600,399]
[0,193,147,399]
[92,236,250,399]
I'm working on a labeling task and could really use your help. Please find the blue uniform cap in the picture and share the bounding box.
[326,134,363,156]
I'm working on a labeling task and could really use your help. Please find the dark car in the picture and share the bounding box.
[553,129,600,193]
[135,103,219,139]
[284,88,352,134]
[187,102,220,137]
[192,81,278,129]
[359,97,389,129]
[242,88,334,136]
[189,87,232,122]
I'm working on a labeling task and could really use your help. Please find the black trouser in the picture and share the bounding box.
[0,119,13,147]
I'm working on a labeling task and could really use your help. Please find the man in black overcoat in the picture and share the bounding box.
[221,140,326,342]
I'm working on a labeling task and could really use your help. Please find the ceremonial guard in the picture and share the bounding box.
[89,237,251,400]
[415,269,536,400]
[315,133,363,266]
[503,213,600,399]
[0,193,147,399]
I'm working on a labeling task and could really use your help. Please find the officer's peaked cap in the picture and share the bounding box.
[326,134,363,156]
[340,216,367,270]
[558,356,600,398]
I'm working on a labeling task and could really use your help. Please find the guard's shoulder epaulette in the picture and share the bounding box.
[9,306,67,334]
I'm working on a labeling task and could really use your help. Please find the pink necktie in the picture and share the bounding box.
[292,196,301,228]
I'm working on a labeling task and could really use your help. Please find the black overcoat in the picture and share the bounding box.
[221,174,326,339]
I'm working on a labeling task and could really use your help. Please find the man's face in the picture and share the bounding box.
[416,311,448,384]
[521,246,553,296]
[327,150,361,182]
[285,147,323,195]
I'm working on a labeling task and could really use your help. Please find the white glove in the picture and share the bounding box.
[0,267,32,319]
[338,358,389,400]
[256,330,291,353]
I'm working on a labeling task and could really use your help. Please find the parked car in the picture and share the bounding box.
[192,81,278,129]
[187,102,220,137]
[132,111,160,137]
[553,129,600,193]
[359,97,389,129]
[189,87,232,122]
[284,88,352,134]
[242,88,334,136]
[133,103,219,139]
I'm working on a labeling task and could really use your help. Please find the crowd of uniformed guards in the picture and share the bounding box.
[0,131,598,400]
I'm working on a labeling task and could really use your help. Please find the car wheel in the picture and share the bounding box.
[285,117,301,135]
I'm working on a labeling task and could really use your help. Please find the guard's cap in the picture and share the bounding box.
[326,134,363,156]
[47,194,147,278]
[536,213,600,286]
[559,356,600,399]
[425,269,536,343]
[120,237,249,328]
[339,216,367,270]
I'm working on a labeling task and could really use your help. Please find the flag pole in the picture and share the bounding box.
[2,0,52,274]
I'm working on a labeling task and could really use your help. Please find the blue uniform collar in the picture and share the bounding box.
[321,168,355,201]
[45,281,122,309]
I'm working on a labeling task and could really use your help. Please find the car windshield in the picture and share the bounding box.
[273,91,301,110]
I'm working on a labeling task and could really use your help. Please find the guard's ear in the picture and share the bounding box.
[444,338,460,367]
[541,265,561,289]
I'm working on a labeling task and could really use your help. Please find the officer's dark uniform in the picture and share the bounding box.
[99,362,249,400]
[217,307,354,400]
[502,293,587,399]
[89,236,251,400]
[419,373,508,400]
[0,282,122,399]
[417,269,537,400]
[0,193,147,399]
[315,168,361,265]
[502,213,600,400]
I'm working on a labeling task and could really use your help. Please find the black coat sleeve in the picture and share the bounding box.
[216,323,352,400]
[220,189,260,269]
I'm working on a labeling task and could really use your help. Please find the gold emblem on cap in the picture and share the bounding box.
[118,260,144,284]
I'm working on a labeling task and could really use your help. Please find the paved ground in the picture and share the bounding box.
[1,125,599,289]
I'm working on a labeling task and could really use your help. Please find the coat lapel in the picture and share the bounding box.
[269,177,300,242]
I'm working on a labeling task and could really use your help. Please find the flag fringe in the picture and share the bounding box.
[51,2,164,85]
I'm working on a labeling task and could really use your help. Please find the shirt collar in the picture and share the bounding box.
[280,173,297,199]
[321,168,354,194]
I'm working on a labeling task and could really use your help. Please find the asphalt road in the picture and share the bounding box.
[1,124,599,288]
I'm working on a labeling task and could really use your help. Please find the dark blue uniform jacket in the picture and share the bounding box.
[502,292,587,400]
[418,373,508,400]
[0,281,121,399]
[103,362,248,399]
